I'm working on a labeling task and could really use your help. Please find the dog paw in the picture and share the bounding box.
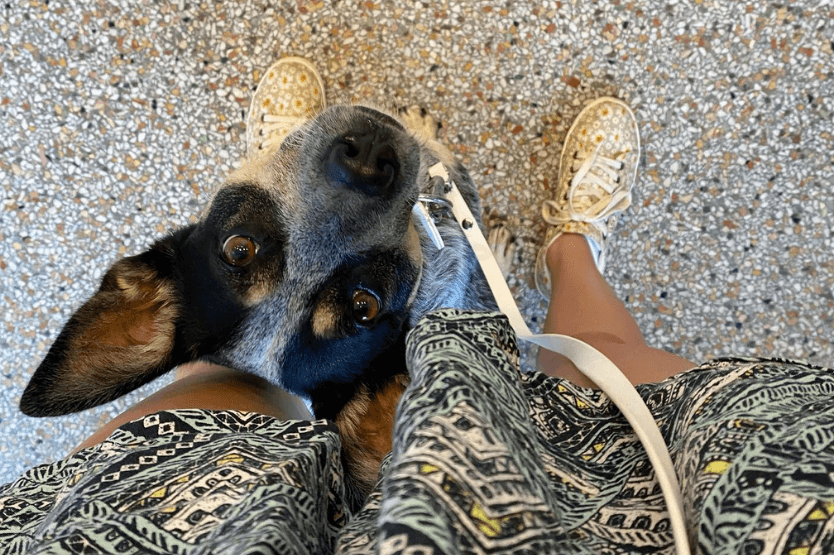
[398,105,441,141]
[487,223,517,280]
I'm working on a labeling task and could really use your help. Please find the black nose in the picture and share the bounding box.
[325,131,399,196]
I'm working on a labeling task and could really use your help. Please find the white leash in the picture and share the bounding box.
[420,163,692,555]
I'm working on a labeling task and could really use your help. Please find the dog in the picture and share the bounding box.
[19,104,506,506]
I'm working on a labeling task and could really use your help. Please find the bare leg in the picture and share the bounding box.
[72,362,312,455]
[538,233,695,388]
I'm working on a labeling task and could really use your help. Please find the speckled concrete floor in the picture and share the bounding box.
[1,1,832,483]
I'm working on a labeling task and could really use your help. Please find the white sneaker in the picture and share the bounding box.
[535,97,640,297]
[245,57,326,159]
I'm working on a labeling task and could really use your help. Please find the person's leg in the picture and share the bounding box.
[537,234,694,388]
[72,362,312,454]
[534,97,694,388]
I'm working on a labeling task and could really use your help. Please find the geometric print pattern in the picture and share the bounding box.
[376,310,569,553]
[1,412,345,554]
[3,310,834,554]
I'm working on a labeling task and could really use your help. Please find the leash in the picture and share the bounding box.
[413,163,692,555]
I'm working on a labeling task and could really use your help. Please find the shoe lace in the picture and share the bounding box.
[542,142,631,225]
[254,113,299,153]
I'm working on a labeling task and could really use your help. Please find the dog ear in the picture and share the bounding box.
[20,236,185,417]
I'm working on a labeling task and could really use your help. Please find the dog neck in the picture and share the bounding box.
[307,330,408,421]
[307,332,410,503]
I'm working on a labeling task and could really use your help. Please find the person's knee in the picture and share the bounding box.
[175,360,229,381]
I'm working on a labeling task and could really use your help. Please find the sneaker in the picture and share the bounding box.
[534,97,640,297]
[245,57,326,159]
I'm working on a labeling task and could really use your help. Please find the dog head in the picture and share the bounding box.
[20,105,487,417]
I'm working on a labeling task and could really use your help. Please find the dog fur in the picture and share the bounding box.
[20,104,500,505]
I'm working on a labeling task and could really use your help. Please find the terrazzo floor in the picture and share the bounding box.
[1,1,832,483]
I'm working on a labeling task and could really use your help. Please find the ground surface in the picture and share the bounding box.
[2,1,832,482]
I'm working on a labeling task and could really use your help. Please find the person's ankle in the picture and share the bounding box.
[545,233,593,267]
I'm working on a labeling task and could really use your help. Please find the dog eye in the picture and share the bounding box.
[351,289,380,323]
[222,235,258,267]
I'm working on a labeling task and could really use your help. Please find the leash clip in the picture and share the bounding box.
[428,162,453,196]
[412,201,445,250]
[411,163,459,250]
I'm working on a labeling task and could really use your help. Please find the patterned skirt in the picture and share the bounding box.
[3,309,834,554]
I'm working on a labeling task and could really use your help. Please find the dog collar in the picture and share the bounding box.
[424,161,692,555]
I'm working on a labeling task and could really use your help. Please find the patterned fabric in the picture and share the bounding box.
[3,309,834,554]
[1,413,345,554]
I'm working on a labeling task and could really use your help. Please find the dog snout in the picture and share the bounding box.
[325,130,400,197]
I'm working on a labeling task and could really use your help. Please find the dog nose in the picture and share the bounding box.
[325,131,399,196]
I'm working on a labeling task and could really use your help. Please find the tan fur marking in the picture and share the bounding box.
[59,260,178,404]
[91,299,163,347]
[94,276,168,347]
[243,279,274,308]
[336,375,410,495]
[310,293,340,340]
